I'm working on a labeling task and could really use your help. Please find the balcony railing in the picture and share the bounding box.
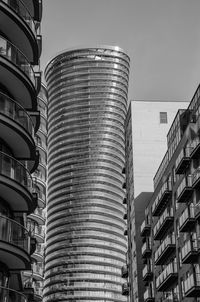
[184,273,200,297]
[155,234,175,265]
[192,168,200,189]
[0,215,30,253]
[32,263,43,277]
[0,151,33,191]
[175,147,191,174]
[0,35,35,85]
[142,263,152,282]
[0,285,27,302]
[176,176,193,203]
[122,282,129,296]
[152,181,172,216]
[161,292,180,302]
[0,91,34,135]
[142,241,152,258]
[179,205,195,232]
[153,207,173,240]
[156,261,178,291]
[181,239,199,264]
[190,136,200,159]
[144,287,154,302]
[141,220,151,237]
[2,0,37,36]
[121,265,128,278]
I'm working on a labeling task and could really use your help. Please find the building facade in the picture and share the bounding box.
[141,84,200,301]
[125,100,188,302]
[44,46,130,302]
[0,1,43,301]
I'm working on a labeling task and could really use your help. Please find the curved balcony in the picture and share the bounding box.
[0,151,37,213]
[0,35,37,110]
[33,225,45,243]
[0,92,38,161]
[24,263,43,281]
[32,244,44,262]
[29,208,45,225]
[0,0,40,64]
[0,215,31,270]
[0,285,27,302]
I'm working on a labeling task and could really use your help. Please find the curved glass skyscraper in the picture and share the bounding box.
[44,46,130,302]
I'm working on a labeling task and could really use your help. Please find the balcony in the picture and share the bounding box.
[181,239,199,264]
[0,215,31,270]
[0,92,38,161]
[29,208,45,225]
[152,181,172,216]
[156,261,178,291]
[190,136,200,159]
[184,273,200,297]
[141,220,151,237]
[122,282,129,296]
[32,244,44,262]
[155,234,176,265]
[192,168,200,190]
[194,202,200,221]
[33,225,45,243]
[161,292,180,302]
[179,205,195,232]
[0,152,37,213]
[142,241,152,259]
[121,265,128,278]
[176,176,193,203]
[0,35,37,110]
[0,286,27,302]
[144,287,155,302]
[153,207,174,240]
[142,264,153,282]
[0,0,40,64]
[175,147,191,174]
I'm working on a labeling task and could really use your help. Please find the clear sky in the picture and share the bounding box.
[41,0,200,102]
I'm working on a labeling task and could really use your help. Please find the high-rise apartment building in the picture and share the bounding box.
[125,100,188,301]
[141,84,200,301]
[0,1,43,301]
[44,46,130,302]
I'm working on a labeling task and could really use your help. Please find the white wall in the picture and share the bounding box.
[131,100,188,196]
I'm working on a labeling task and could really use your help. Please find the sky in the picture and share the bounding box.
[41,0,200,102]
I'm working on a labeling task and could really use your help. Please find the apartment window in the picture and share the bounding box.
[160,112,168,124]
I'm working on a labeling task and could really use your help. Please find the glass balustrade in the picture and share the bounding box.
[156,261,177,289]
[0,151,33,191]
[0,286,27,302]
[153,207,173,237]
[2,0,36,36]
[0,91,34,135]
[155,234,175,262]
[0,35,35,85]
[179,205,195,228]
[0,215,30,253]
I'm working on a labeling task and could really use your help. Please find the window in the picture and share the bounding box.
[160,112,168,124]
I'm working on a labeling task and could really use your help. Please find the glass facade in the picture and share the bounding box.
[44,46,130,302]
